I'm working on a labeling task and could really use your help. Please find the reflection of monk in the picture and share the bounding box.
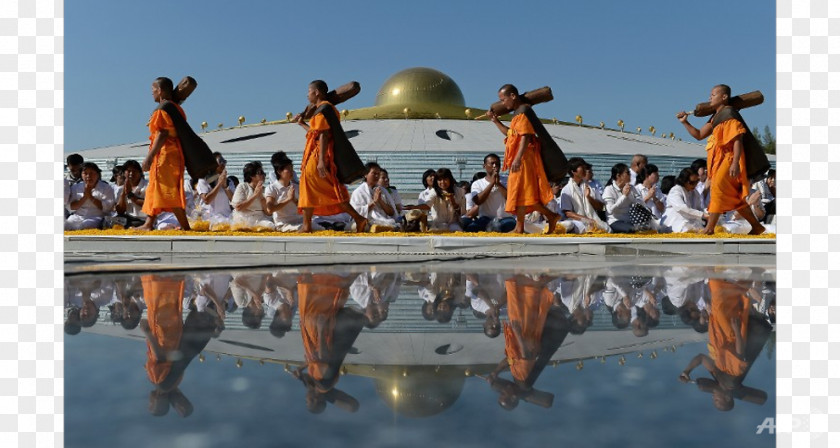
[292,273,364,413]
[678,278,773,411]
[140,274,216,417]
[486,274,569,410]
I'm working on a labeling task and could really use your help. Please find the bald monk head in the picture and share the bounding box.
[709,84,731,110]
[630,154,647,177]
[307,80,329,105]
[498,84,524,111]
[152,77,174,104]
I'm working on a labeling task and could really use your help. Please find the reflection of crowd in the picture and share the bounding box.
[66,266,775,415]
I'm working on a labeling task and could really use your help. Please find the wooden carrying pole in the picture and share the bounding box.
[300,81,361,120]
[483,86,554,117]
[690,90,763,117]
[172,76,197,104]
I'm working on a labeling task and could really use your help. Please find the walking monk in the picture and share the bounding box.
[296,80,368,233]
[676,85,765,235]
[139,77,191,231]
[486,85,560,233]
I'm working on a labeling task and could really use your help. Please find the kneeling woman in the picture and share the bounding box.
[417,168,466,232]
[602,163,657,233]
[65,162,115,230]
[661,168,708,233]
[230,161,275,231]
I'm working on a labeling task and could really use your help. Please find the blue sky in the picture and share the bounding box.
[65,0,775,152]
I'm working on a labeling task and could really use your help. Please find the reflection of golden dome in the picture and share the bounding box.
[373,366,466,418]
[375,67,465,107]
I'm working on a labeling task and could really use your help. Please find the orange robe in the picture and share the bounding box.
[142,274,185,386]
[707,278,750,377]
[142,104,187,216]
[502,114,553,214]
[706,118,749,214]
[298,102,350,216]
[503,277,554,383]
[298,274,348,390]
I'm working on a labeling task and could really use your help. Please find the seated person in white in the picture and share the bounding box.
[265,152,303,232]
[114,160,149,228]
[63,178,72,219]
[751,168,775,218]
[690,158,710,210]
[584,163,605,198]
[378,168,403,220]
[719,189,775,234]
[265,272,299,339]
[522,180,573,234]
[65,162,115,230]
[230,272,268,330]
[634,164,666,221]
[602,163,656,233]
[230,161,274,231]
[350,162,399,231]
[416,168,466,232]
[195,153,233,229]
[466,273,507,338]
[661,168,708,233]
[396,169,436,232]
[466,153,516,233]
[109,166,125,197]
[416,169,437,204]
[559,159,610,234]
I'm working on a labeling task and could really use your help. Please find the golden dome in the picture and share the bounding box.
[375,67,465,107]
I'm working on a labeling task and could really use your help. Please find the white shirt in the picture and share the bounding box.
[196,178,232,217]
[602,182,644,225]
[635,183,666,219]
[695,180,709,209]
[418,187,435,203]
[115,178,148,217]
[419,188,466,225]
[386,187,403,217]
[470,177,511,219]
[662,185,705,233]
[67,180,115,219]
[231,182,270,219]
[264,180,301,224]
[350,183,398,226]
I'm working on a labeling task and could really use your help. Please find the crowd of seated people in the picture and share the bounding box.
[64,151,775,234]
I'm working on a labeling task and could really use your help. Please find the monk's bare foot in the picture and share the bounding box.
[355,218,368,233]
[546,213,559,234]
[299,225,312,233]
[748,225,766,235]
[136,224,154,232]
[699,227,715,235]
[512,226,525,234]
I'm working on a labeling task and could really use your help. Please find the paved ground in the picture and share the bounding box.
[64,234,775,274]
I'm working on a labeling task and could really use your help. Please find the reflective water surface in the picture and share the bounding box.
[65,261,775,448]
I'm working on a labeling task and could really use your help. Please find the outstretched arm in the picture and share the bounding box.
[679,353,715,382]
[676,112,713,141]
[486,110,510,136]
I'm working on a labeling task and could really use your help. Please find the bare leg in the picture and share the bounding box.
[735,205,766,235]
[173,208,191,231]
[301,208,314,233]
[700,212,721,235]
[338,202,368,234]
[532,203,559,234]
[513,207,526,234]
[137,215,156,231]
